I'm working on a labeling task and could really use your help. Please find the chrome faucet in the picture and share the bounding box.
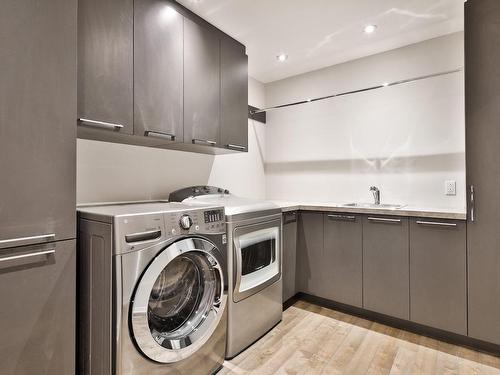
[370,186,380,205]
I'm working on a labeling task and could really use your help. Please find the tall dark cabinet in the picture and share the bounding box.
[0,0,77,373]
[465,0,500,346]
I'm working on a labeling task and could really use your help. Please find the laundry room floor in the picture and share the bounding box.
[220,300,500,375]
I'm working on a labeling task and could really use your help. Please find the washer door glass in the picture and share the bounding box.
[131,238,226,363]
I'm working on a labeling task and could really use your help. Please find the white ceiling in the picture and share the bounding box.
[177,0,464,83]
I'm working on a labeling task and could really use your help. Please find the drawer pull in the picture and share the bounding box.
[192,139,217,146]
[367,217,401,223]
[226,144,246,151]
[144,130,175,141]
[328,214,356,221]
[0,249,55,263]
[416,221,457,228]
[78,118,124,130]
[0,233,55,249]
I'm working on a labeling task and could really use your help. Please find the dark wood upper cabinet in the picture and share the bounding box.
[78,0,133,134]
[134,0,183,143]
[221,37,249,151]
[183,18,221,147]
[466,0,500,345]
[0,0,77,243]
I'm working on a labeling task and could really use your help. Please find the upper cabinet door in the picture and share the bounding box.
[78,0,133,134]
[134,0,183,143]
[0,0,76,244]
[220,38,248,152]
[183,18,221,147]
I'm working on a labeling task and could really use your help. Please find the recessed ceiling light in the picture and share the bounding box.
[277,54,288,62]
[364,24,377,34]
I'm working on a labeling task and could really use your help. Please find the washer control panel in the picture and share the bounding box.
[165,207,225,236]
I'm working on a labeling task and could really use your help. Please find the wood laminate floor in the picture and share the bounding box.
[220,300,500,375]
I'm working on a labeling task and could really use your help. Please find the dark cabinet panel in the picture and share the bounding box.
[0,0,76,243]
[134,0,183,143]
[466,0,500,345]
[78,0,133,134]
[409,219,466,335]
[282,212,298,302]
[296,212,324,297]
[221,38,248,151]
[363,216,409,319]
[0,240,76,375]
[183,18,221,147]
[323,213,363,307]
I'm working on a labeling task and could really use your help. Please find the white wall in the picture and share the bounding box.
[76,77,267,204]
[264,32,465,210]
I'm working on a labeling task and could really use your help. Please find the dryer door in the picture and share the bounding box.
[130,237,226,363]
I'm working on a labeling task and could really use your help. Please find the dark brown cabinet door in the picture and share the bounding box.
[363,216,409,319]
[221,37,248,152]
[0,240,76,375]
[466,0,500,345]
[134,0,183,143]
[324,213,363,307]
[409,219,466,335]
[78,0,133,134]
[0,0,76,244]
[282,212,298,302]
[183,18,221,147]
[296,212,324,297]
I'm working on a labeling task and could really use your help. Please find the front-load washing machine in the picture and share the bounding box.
[77,202,227,374]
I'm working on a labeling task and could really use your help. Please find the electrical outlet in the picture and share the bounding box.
[445,180,456,196]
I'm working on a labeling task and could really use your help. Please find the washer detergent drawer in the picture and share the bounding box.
[233,218,281,302]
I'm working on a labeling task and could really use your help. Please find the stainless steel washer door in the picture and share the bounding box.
[131,237,226,363]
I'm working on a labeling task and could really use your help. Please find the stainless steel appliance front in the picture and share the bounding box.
[226,212,283,358]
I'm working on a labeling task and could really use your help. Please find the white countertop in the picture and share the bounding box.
[271,201,467,220]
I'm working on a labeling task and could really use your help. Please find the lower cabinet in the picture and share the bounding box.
[282,211,297,302]
[0,239,76,375]
[296,212,325,297]
[363,216,410,320]
[409,219,467,335]
[323,213,363,307]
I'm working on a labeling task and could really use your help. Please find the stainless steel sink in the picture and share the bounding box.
[342,203,406,209]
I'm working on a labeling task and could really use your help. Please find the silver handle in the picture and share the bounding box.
[144,130,175,141]
[416,221,457,228]
[192,138,217,146]
[328,214,356,221]
[470,185,475,222]
[0,249,55,263]
[0,233,55,249]
[367,217,401,223]
[226,144,246,150]
[125,229,162,243]
[78,118,124,130]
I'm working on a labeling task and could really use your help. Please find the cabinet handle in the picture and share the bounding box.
[192,139,217,146]
[283,212,297,224]
[144,130,175,141]
[327,214,356,222]
[78,118,124,130]
[470,185,475,222]
[0,233,56,249]
[226,144,246,151]
[416,221,457,228]
[0,248,55,264]
[367,217,401,223]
